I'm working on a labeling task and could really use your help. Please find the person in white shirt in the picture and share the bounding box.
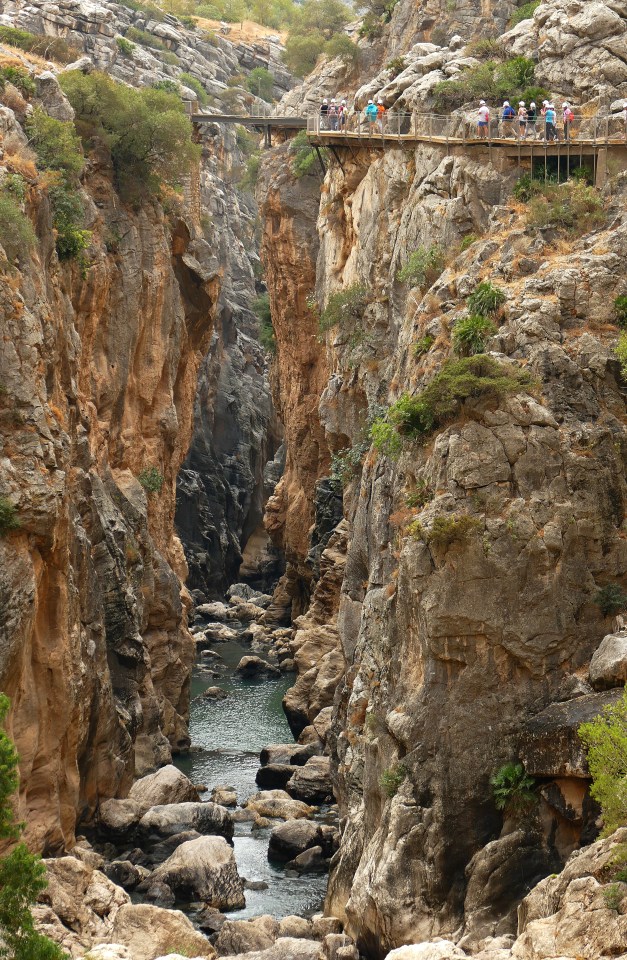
[477,100,490,139]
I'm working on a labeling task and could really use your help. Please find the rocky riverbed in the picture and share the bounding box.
[32,586,359,960]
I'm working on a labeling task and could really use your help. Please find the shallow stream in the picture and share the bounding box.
[176,634,329,920]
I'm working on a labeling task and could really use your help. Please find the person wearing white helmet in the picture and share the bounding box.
[328,97,338,131]
[376,98,386,133]
[338,98,347,130]
[501,100,516,138]
[364,98,378,134]
[518,100,527,139]
[527,101,537,139]
[477,99,490,139]
[545,102,557,141]
[562,101,574,141]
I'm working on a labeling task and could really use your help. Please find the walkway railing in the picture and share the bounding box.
[306,111,627,145]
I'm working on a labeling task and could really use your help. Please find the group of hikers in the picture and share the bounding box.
[319,97,386,132]
[477,99,575,141]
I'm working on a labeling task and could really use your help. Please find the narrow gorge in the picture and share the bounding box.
[1,1,627,959]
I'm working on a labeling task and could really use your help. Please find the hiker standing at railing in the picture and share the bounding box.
[527,101,537,139]
[338,99,347,130]
[545,103,557,141]
[365,99,378,134]
[377,99,386,133]
[518,101,528,140]
[320,98,329,131]
[562,102,575,141]
[501,100,517,138]
[329,98,338,131]
[477,100,490,138]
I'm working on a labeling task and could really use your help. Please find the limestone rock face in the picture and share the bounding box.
[588,631,627,689]
[129,766,201,811]
[0,92,219,849]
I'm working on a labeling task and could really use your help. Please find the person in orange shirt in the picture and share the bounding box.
[377,99,386,133]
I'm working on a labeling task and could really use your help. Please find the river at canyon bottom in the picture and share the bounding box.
[176,634,330,920]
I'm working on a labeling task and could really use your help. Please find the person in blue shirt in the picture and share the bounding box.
[501,101,516,138]
[365,99,379,134]
[545,103,557,141]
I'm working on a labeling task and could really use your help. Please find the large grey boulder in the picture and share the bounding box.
[245,790,314,820]
[128,765,200,811]
[98,798,143,837]
[589,631,627,689]
[151,836,245,910]
[138,802,233,840]
[219,938,321,960]
[287,756,334,804]
[236,656,280,678]
[384,945,466,960]
[267,819,337,862]
[214,915,279,955]
[255,764,298,790]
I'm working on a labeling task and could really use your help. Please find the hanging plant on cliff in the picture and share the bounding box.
[579,689,627,836]
[0,694,68,959]
[490,761,536,816]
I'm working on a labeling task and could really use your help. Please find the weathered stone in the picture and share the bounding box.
[277,916,313,939]
[211,786,237,807]
[138,802,233,840]
[129,766,201,811]
[245,790,314,820]
[214,915,279,955]
[287,756,334,804]
[151,836,245,910]
[256,763,298,789]
[268,820,327,862]
[218,938,321,960]
[589,631,627,689]
[285,844,329,874]
[235,655,281,678]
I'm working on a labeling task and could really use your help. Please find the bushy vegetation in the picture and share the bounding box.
[427,513,482,547]
[396,244,445,290]
[0,192,35,266]
[490,761,536,815]
[325,33,359,67]
[579,688,627,836]
[614,296,627,329]
[118,0,166,20]
[289,130,320,178]
[616,333,627,380]
[460,233,478,251]
[433,56,546,112]
[59,71,199,199]
[125,25,169,50]
[179,71,208,106]
[319,283,369,333]
[0,25,80,64]
[412,334,435,358]
[527,179,606,235]
[330,442,368,486]
[25,108,89,265]
[467,281,506,316]
[595,582,627,617]
[253,292,275,353]
[386,56,406,76]
[466,38,504,61]
[138,467,165,493]
[509,1,540,27]
[405,479,433,509]
[0,66,36,98]
[370,355,535,451]
[115,35,136,55]
[283,0,353,76]
[0,694,67,960]
[245,66,274,102]
[239,153,261,191]
[452,314,496,356]
[603,883,624,912]
[0,497,20,536]
[379,763,407,798]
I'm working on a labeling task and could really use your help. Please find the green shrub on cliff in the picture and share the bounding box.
[595,582,627,617]
[452,314,497,356]
[0,694,67,959]
[490,761,536,816]
[579,688,627,836]
[0,193,35,266]
[0,497,20,536]
[380,763,407,798]
[319,283,369,332]
[138,467,165,494]
[615,333,627,379]
[0,26,80,64]
[466,281,506,316]
[59,71,200,199]
[396,244,444,290]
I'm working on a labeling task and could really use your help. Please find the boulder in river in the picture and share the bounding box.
[235,655,280,678]
[103,859,149,891]
[199,623,238,644]
[285,845,329,874]
[255,763,298,790]
[98,798,143,839]
[214,915,279,955]
[138,802,234,841]
[259,745,294,766]
[151,836,246,910]
[267,819,325,862]
[110,902,214,960]
[203,686,229,700]
[278,916,313,939]
[135,878,175,908]
[195,602,233,621]
[287,756,334,804]
[228,583,273,607]
[245,790,314,820]
[128,765,200,811]
[211,785,238,806]
[219,938,321,960]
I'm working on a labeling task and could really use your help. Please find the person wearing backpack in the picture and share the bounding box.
[328,98,338,131]
[365,99,378,134]
[320,98,329,132]
[501,100,516,138]
[562,102,575,141]
[377,99,386,133]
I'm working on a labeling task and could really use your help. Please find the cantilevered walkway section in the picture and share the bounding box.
[190,108,627,181]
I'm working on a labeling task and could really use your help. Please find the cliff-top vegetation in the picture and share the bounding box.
[59,71,200,199]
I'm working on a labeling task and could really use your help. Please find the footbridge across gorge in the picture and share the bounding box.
[190,108,627,183]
